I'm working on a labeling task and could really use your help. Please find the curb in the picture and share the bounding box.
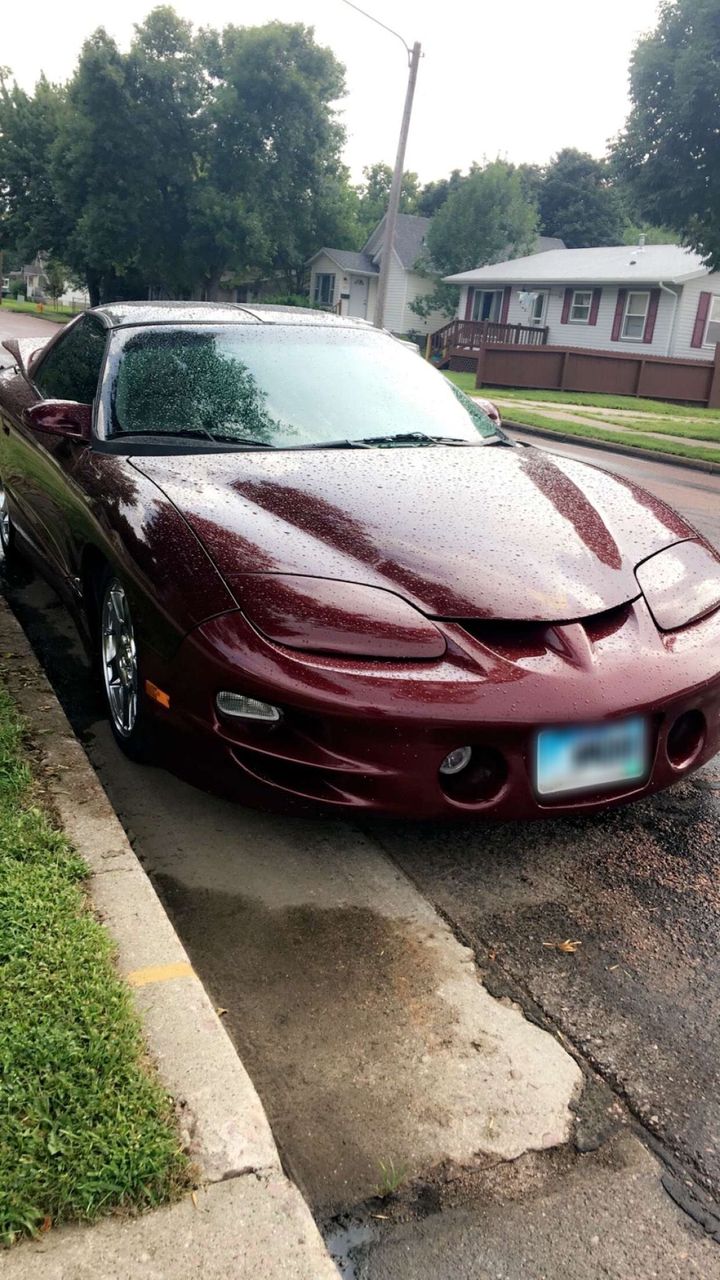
[502,418,720,476]
[0,599,338,1278]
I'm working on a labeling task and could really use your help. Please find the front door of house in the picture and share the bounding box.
[529,290,548,326]
[348,276,368,318]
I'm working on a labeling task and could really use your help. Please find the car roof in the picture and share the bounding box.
[90,301,376,331]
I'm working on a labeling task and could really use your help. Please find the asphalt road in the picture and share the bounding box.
[1,309,719,1273]
[0,308,61,361]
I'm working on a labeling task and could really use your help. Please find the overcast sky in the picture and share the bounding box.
[3,0,660,182]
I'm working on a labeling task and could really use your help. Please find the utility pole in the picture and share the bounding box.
[374,40,421,330]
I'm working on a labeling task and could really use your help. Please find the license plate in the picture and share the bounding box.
[535,717,649,798]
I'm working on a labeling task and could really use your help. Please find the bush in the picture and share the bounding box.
[259,293,312,308]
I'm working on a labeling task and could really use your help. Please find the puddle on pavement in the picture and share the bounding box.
[152,872,458,1213]
[324,1220,377,1279]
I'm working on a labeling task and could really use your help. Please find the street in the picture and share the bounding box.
[1,314,720,1274]
[0,308,62,360]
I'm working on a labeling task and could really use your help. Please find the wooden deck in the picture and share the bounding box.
[428,318,549,367]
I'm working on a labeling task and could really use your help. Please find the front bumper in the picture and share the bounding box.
[143,597,720,820]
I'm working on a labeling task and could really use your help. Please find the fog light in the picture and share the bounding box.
[666,709,705,768]
[439,746,473,776]
[216,692,281,722]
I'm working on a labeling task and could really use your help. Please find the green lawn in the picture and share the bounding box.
[0,687,189,1245]
[0,300,77,324]
[443,371,720,423]
[500,406,720,465]
[567,407,720,443]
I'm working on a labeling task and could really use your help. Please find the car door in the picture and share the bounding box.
[1,315,107,595]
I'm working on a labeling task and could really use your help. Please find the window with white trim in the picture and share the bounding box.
[313,273,336,307]
[569,290,593,323]
[703,295,720,347]
[621,290,650,340]
[471,289,502,322]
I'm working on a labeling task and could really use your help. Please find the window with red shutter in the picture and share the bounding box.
[691,292,712,348]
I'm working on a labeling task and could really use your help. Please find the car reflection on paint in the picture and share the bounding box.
[0,302,719,820]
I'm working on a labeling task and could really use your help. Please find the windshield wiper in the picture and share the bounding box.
[112,429,275,448]
[288,432,486,451]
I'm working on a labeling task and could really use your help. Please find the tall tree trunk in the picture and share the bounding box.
[86,268,101,308]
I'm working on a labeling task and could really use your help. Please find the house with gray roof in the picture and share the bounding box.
[444,243,720,360]
[307,214,447,336]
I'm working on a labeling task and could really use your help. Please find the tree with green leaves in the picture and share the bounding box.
[410,161,537,319]
[0,71,69,264]
[201,20,356,294]
[537,149,627,247]
[416,169,464,218]
[1,9,358,303]
[613,0,720,265]
[44,258,67,305]
[622,222,678,246]
[424,161,538,276]
[355,162,420,239]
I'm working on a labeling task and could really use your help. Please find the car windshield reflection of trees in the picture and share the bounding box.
[112,331,282,446]
[110,328,499,450]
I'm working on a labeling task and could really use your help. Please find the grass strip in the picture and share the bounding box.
[0,302,73,323]
[0,685,189,1246]
[442,371,720,422]
[565,408,720,443]
[501,407,720,465]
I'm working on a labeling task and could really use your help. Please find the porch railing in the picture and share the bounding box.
[429,318,549,360]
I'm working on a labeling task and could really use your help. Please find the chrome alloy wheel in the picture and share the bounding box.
[101,578,138,738]
[0,485,11,553]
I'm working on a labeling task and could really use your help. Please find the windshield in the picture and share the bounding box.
[107,324,499,448]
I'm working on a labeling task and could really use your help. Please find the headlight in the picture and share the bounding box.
[236,574,446,660]
[636,541,720,630]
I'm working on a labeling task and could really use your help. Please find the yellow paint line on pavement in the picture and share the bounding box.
[126,961,195,988]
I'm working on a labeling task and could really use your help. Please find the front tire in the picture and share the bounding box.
[98,570,151,761]
[0,483,17,563]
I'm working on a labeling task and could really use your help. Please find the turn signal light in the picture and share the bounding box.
[145,680,171,709]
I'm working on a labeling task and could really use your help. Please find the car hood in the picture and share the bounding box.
[131,445,695,621]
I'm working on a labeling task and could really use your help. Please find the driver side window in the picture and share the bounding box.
[34,316,107,405]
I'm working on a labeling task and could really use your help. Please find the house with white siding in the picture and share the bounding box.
[307,214,447,337]
[444,244,720,361]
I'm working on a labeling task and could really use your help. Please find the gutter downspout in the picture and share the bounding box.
[658,281,680,357]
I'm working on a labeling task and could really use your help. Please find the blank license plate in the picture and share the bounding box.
[535,717,649,798]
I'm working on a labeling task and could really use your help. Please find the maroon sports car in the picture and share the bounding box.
[1,302,719,819]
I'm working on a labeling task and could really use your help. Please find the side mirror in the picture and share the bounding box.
[2,338,22,368]
[475,397,502,427]
[2,337,46,379]
[24,400,92,441]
